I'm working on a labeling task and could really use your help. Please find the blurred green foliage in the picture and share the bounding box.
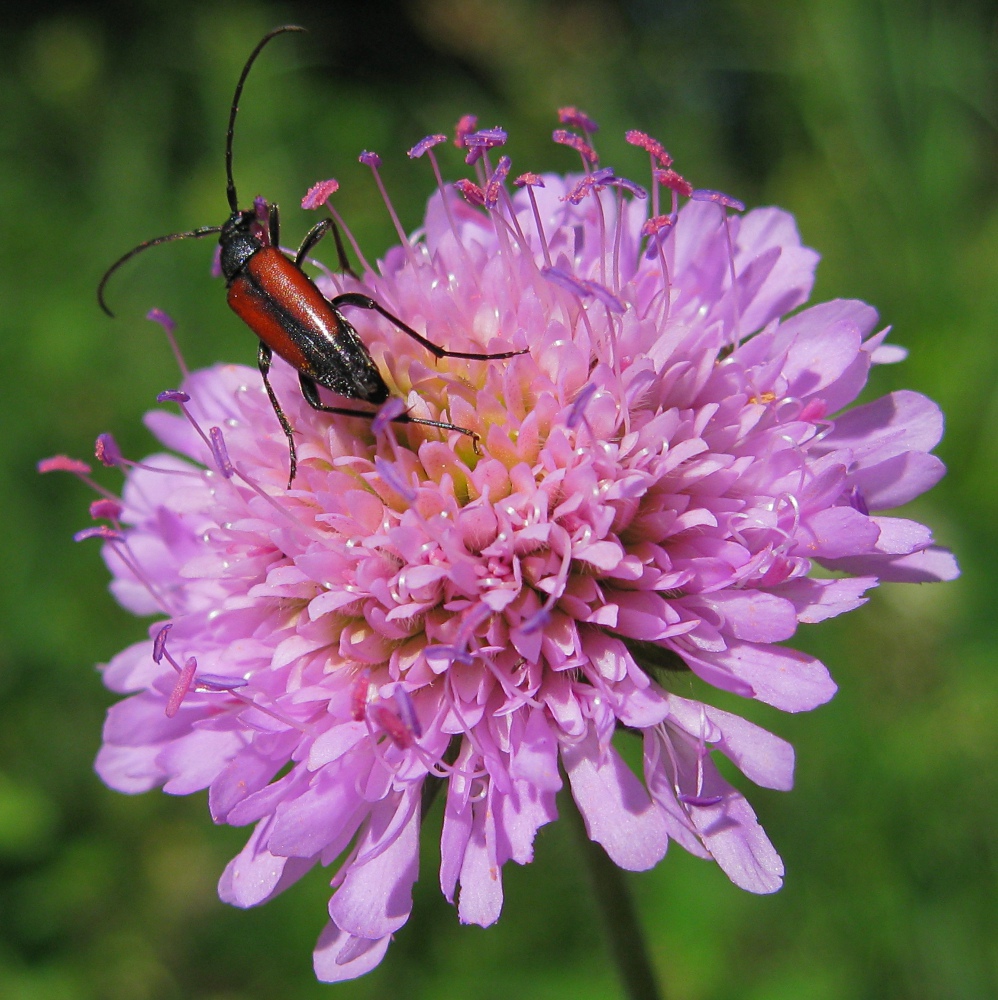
[0,1,993,997]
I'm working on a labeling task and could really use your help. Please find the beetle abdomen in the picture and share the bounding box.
[228,247,390,403]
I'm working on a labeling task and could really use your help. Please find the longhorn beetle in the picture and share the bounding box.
[98,25,522,486]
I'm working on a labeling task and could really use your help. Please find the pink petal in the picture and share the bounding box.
[268,771,367,858]
[826,390,943,461]
[698,590,799,643]
[849,451,946,510]
[661,694,795,791]
[457,787,504,927]
[821,545,960,583]
[329,792,420,938]
[509,707,562,791]
[772,576,877,624]
[218,818,316,908]
[313,923,392,983]
[796,506,881,559]
[563,729,669,871]
[682,641,837,713]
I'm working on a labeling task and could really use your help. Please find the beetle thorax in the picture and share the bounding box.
[219,211,264,284]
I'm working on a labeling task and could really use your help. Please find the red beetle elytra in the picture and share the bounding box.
[98,25,521,486]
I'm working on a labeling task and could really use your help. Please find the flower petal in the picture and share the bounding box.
[563,729,669,871]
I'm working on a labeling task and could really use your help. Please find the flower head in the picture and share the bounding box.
[60,114,956,982]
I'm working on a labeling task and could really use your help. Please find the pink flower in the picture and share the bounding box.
[58,116,956,982]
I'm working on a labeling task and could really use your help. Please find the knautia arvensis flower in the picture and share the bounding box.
[47,111,958,981]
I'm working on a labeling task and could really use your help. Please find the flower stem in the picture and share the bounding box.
[566,793,665,1000]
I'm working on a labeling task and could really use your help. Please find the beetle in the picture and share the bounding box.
[98,25,522,486]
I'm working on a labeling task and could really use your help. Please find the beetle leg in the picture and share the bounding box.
[258,341,298,487]
[298,375,481,454]
[330,222,357,277]
[268,202,280,248]
[294,217,357,277]
[294,219,331,267]
[330,292,525,361]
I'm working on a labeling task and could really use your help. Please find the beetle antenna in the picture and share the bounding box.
[225,24,307,213]
[97,226,222,317]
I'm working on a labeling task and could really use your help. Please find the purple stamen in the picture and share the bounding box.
[564,175,593,205]
[642,214,676,259]
[393,687,422,738]
[679,793,725,808]
[655,169,693,198]
[194,673,249,692]
[521,181,552,267]
[369,703,414,749]
[514,172,545,188]
[408,134,447,159]
[374,454,417,503]
[146,308,176,335]
[90,498,123,521]
[558,106,600,134]
[625,130,672,168]
[166,656,198,718]
[425,645,475,667]
[38,455,91,476]
[563,169,615,205]
[464,127,508,148]
[301,178,340,210]
[251,197,271,245]
[146,308,189,378]
[484,155,511,208]
[95,433,124,467]
[583,279,626,314]
[542,266,624,315]
[454,114,478,148]
[520,607,551,635]
[351,672,371,722]
[567,383,599,429]
[642,215,675,238]
[454,178,485,206]
[552,129,598,166]
[371,397,406,437]
[153,623,171,664]
[542,266,592,298]
[462,127,508,166]
[157,389,190,404]
[691,189,746,212]
[361,149,415,255]
[74,525,125,543]
[606,175,647,199]
[209,426,234,479]
[210,244,223,279]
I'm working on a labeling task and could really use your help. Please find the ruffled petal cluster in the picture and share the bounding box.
[70,118,955,981]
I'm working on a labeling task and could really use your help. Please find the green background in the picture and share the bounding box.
[1,1,991,997]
